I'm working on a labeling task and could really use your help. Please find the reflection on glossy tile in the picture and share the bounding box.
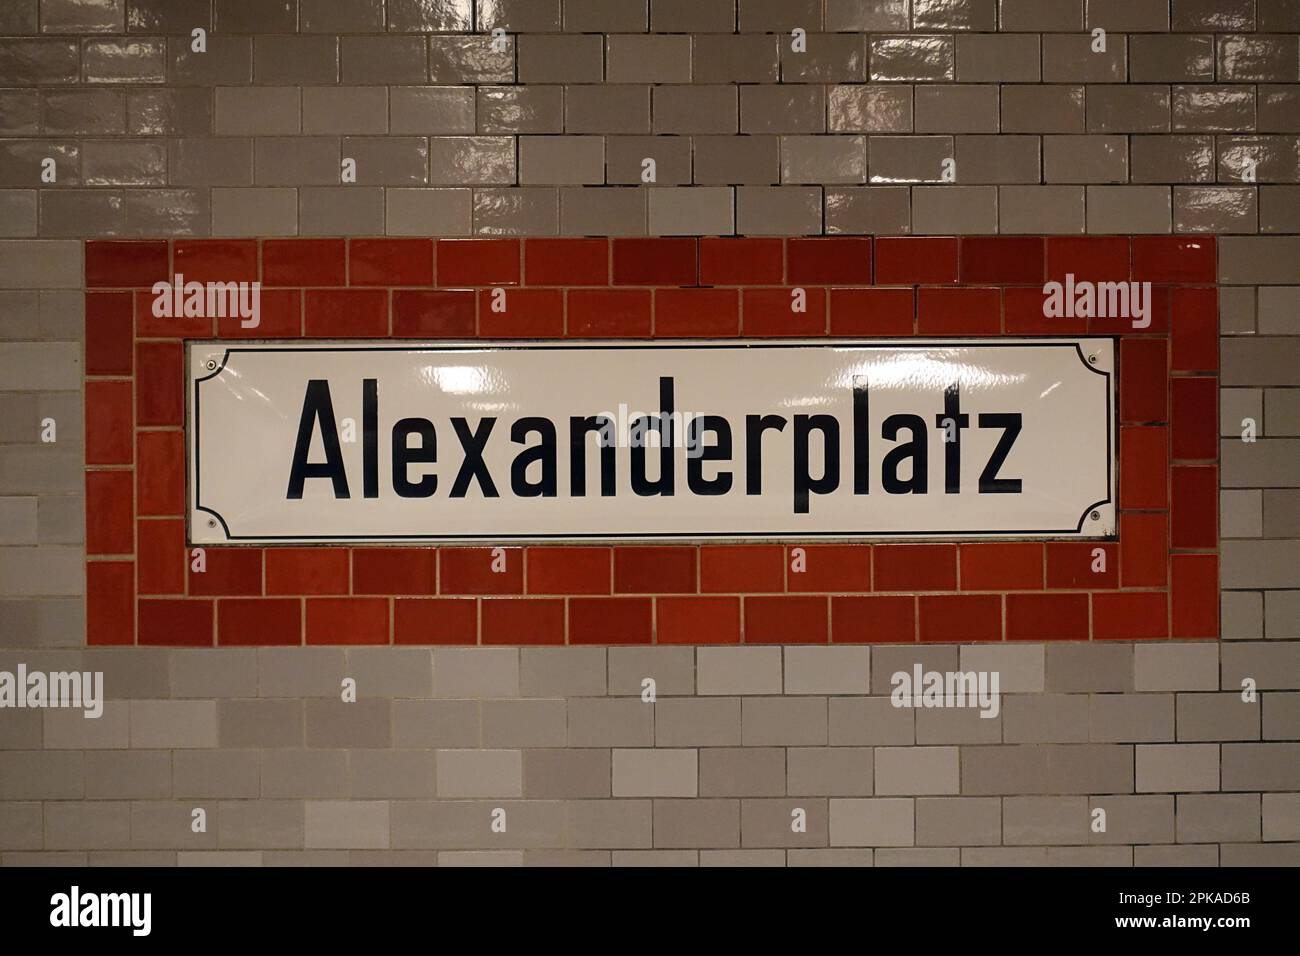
[388,0,474,32]
[870,36,955,82]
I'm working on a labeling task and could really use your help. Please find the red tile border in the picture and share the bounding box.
[83,235,1219,645]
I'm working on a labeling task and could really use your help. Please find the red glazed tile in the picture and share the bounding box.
[654,288,740,337]
[1120,338,1169,424]
[744,595,828,644]
[525,238,608,285]
[437,238,520,286]
[614,546,697,593]
[353,548,436,595]
[85,292,134,376]
[482,598,565,645]
[700,545,786,593]
[188,548,263,596]
[874,544,957,591]
[959,543,1044,590]
[137,431,184,516]
[134,287,213,338]
[266,547,350,595]
[829,288,914,335]
[306,597,389,644]
[478,288,564,337]
[392,289,476,337]
[135,342,183,427]
[304,288,388,337]
[1046,542,1119,589]
[137,519,185,595]
[1087,283,1171,335]
[394,598,478,645]
[138,598,213,646]
[831,595,916,643]
[1120,425,1169,509]
[218,598,301,646]
[87,561,134,645]
[568,289,652,337]
[742,287,826,336]
[874,237,959,285]
[787,545,871,592]
[174,240,257,284]
[1006,593,1089,641]
[657,596,741,644]
[916,287,1001,334]
[1171,554,1218,638]
[86,240,168,288]
[1171,376,1217,460]
[85,381,133,465]
[961,236,1045,284]
[613,238,697,286]
[1004,286,1087,335]
[569,597,653,644]
[699,237,783,285]
[919,594,1001,642]
[263,239,346,286]
[1171,286,1218,372]
[1045,236,1130,283]
[218,288,301,338]
[526,547,611,595]
[1132,236,1215,283]
[1120,512,1168,588]
[1093,592,1168,640]
[440,547,523,594]
[1171,464,1217,549]
[349,238,433,286]
[86,471,133,555]
[788,237,872,284]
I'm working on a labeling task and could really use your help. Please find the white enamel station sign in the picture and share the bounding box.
[187,340,1115,544]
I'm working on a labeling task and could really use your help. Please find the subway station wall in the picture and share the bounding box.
[83,235,1219,647]
[2,0,1298,866]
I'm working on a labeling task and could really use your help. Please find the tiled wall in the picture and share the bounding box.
[84,235,1221,647]
[1,0,1298,864]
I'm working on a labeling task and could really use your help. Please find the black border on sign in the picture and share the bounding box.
[187,338,1117,545]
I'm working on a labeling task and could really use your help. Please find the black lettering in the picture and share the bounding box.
[745,413,787,495]
[631,376,675,497]
[881,413,928,495]
[362,378,378,499]
[286,380,350,500]
[511,416,557,497]
[934,383,969,494]
[569,415,615,497]
[391,418,437,498]
[686,415,732,496]
[793,414,840,514]
[853,377,870,494]
[450,417,499,498]
[978,412,1023,494]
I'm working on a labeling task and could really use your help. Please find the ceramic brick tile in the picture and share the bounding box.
[829,798,914,847]
[2,3,1299,866]
[1136,743,1221,792]
[524,750,611,799]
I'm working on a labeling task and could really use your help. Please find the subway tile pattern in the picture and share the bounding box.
[0,642,1295,865]
[81,235,1220,647]
[0,1,1297,863]
[0,1,1297,237]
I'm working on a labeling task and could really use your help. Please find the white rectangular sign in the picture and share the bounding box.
[187,339,1115,544]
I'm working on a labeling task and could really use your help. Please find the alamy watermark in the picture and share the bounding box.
[0,665,104,719]
[890,665,1001,719]
[1042,274,1152,329]
[152,273,260,329]
[50,886,151,936]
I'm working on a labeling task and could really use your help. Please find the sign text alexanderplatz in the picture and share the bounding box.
[187,340,1115,544]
